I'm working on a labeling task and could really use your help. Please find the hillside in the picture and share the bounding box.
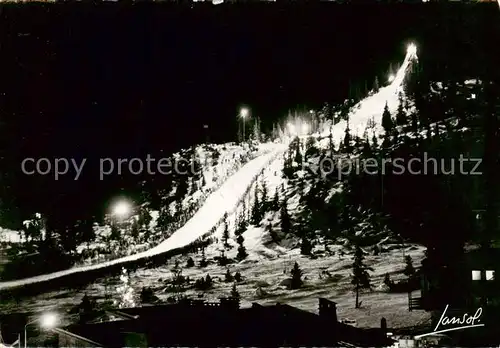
[1,42,496,336]
[0,142,275,279]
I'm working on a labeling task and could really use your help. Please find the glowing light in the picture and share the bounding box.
[40,313,58,329]
[287,123,296,135]
[112,201,132,218]
[388,74,395,83]
[301,123,310,134]
[240,107,249,119]
[407,43,417,56]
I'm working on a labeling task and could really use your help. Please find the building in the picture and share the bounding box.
[408,247,500,345]
[51,297,393,347]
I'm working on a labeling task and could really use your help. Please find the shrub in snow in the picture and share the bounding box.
[186,257,195,268]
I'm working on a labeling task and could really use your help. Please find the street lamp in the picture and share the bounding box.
[24,313,58,348]
[112,200,132,219]
[239,107,249,142]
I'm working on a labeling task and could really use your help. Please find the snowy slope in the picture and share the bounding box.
[229,44,419,259]
[74,142,275,262]
[319,44,418,142]
[0,144,287,290]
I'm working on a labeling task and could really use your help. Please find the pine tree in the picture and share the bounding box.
[236,234,248,260]
[403,255,415,279]
[271,188,280,211]
[199,248,208,268]
[261,179,269,213]
[396,93,406,126]
[410,112,419,133]
[205,274,213,288]
[351,245,373,308]
[130,219,140,239]
[294,144,303,165]
[222,212,231,249]
[290,262,303,289]
[371,133,379,149]
[110,223,120,240]
[225,268,234,282]
[230,283,240,299]
[280,200,291,234]
[251,185,261,225]
[300,236,313,256]
[381,103,393,134]
[373,76,380,93]
[383,273,393,288]
[343,119,352,154]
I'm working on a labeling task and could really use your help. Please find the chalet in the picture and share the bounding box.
[410,246,500,311]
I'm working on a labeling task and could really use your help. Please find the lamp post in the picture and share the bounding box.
[24,313,58,348]
[239,107,249,143]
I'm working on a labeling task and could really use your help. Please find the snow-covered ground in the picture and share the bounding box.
[0,243,431,330]
[0,228,21,244]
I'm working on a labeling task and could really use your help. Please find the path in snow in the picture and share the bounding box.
[0,144,287,290]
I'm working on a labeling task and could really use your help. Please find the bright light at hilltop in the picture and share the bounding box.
[287,122,296,135]
[407,43,417,55]
[388,74,395,83]
[40,312,58,329]
[112,201,132,218]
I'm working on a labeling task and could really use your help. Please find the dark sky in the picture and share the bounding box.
[0,3,498,221]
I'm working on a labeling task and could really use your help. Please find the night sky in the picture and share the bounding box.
[0,3,497,221]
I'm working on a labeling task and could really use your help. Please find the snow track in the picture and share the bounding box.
[0,144,287,290]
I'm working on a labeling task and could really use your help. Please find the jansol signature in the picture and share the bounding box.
[415,304,485,339]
